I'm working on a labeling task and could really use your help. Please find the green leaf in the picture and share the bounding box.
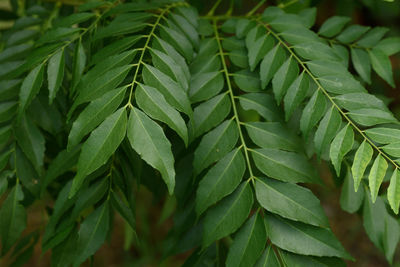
[18,63,44,118]
[68,86,127,149]
[318,16,351,38]
[245,122,299,151]
[245,26,264,50]
[332,44,349,68]
[265,214,352,259]
[159,25,193,61]
[293,42,339,61]
[0,43,33,63]
[42,145,81,195]
[280,28,320,45]
[260,45,286,89]
[0,79,20,101]
[340,168,364,213]
[369,48,395,87]
[190,54,220,75]
[190,93,231,139]
[151,48,188,91]
[0,101,18,122]
[170,13,199,49]
[194,120,239,174]
[236,19,256,39]
[0,149,12,172]
[314,106,341,157]
[381,142,400,157]
[127,107,175,194]
[356,27,388,47]
[196,148,245,216]
[300,90,327,138]
[136,84,188,146]
[255,245,280,267]
[70,108,127,197]
[363,194,385,250]
[255,177,329,227]
[0,172,8,196]
[8,29,38,46]
[269,14,306,31]
[229,49,249,68]
[306,60,348,77]
[70,179,108,220]
[0,125,12,148]
[283,72,309,121]
[28,96,63,135]
[93,20,146,40]
[262,7,284,22]
[90,36,142,66]
[279,250,347,267]
[14,147,40,196]
[176,6,199,28]
[334,93,386,111]
[189,71,224,102]
[351,141,373,191]
[383,214,400,264]
[111,190,136,231]
[37,28,81,45]
[336,25,370,43]
[368,154,388,202]
[197,38,218,57]
[191,40,220,74]
[15,114,45,173]
[71,39,86,90]
[388,169,400,214]
[73,202,110,267]
[152,36,190,81]
[53,12,95,27]
[299,7,317,28]
[233,70,261,93]
[0,184,27,254]
[329,124,354,176]
[317,74,366,94]
[365,127,400,144]
[0,61,24,80]
[351,48,371,84]
[71,65,131,113]
[203,182,254,248]
[348,108,397,126]
[272,57,299,103]
[47,49,65,104]
[376,37,400,56]
[80,50,137,91]
[42,225,74,253]
[251,148,319,184]
[226,213,267,267]
[142,64,192,117]
[238,93,282,122]
[247,34,274,71]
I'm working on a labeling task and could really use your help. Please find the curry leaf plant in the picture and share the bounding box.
[0,0,399,266]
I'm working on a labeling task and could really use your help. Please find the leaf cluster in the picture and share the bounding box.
[0,0,400,266]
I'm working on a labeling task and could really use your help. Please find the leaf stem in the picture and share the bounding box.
[207,0,223,16]
[212,19,255,181]
[246,0,266,17]
[126,2,187,107]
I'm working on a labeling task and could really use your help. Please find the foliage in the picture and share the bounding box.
[0,0,400,266]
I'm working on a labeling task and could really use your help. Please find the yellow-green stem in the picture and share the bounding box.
[212,19,255,181]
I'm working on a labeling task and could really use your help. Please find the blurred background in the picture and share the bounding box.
[0,0,399,266]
